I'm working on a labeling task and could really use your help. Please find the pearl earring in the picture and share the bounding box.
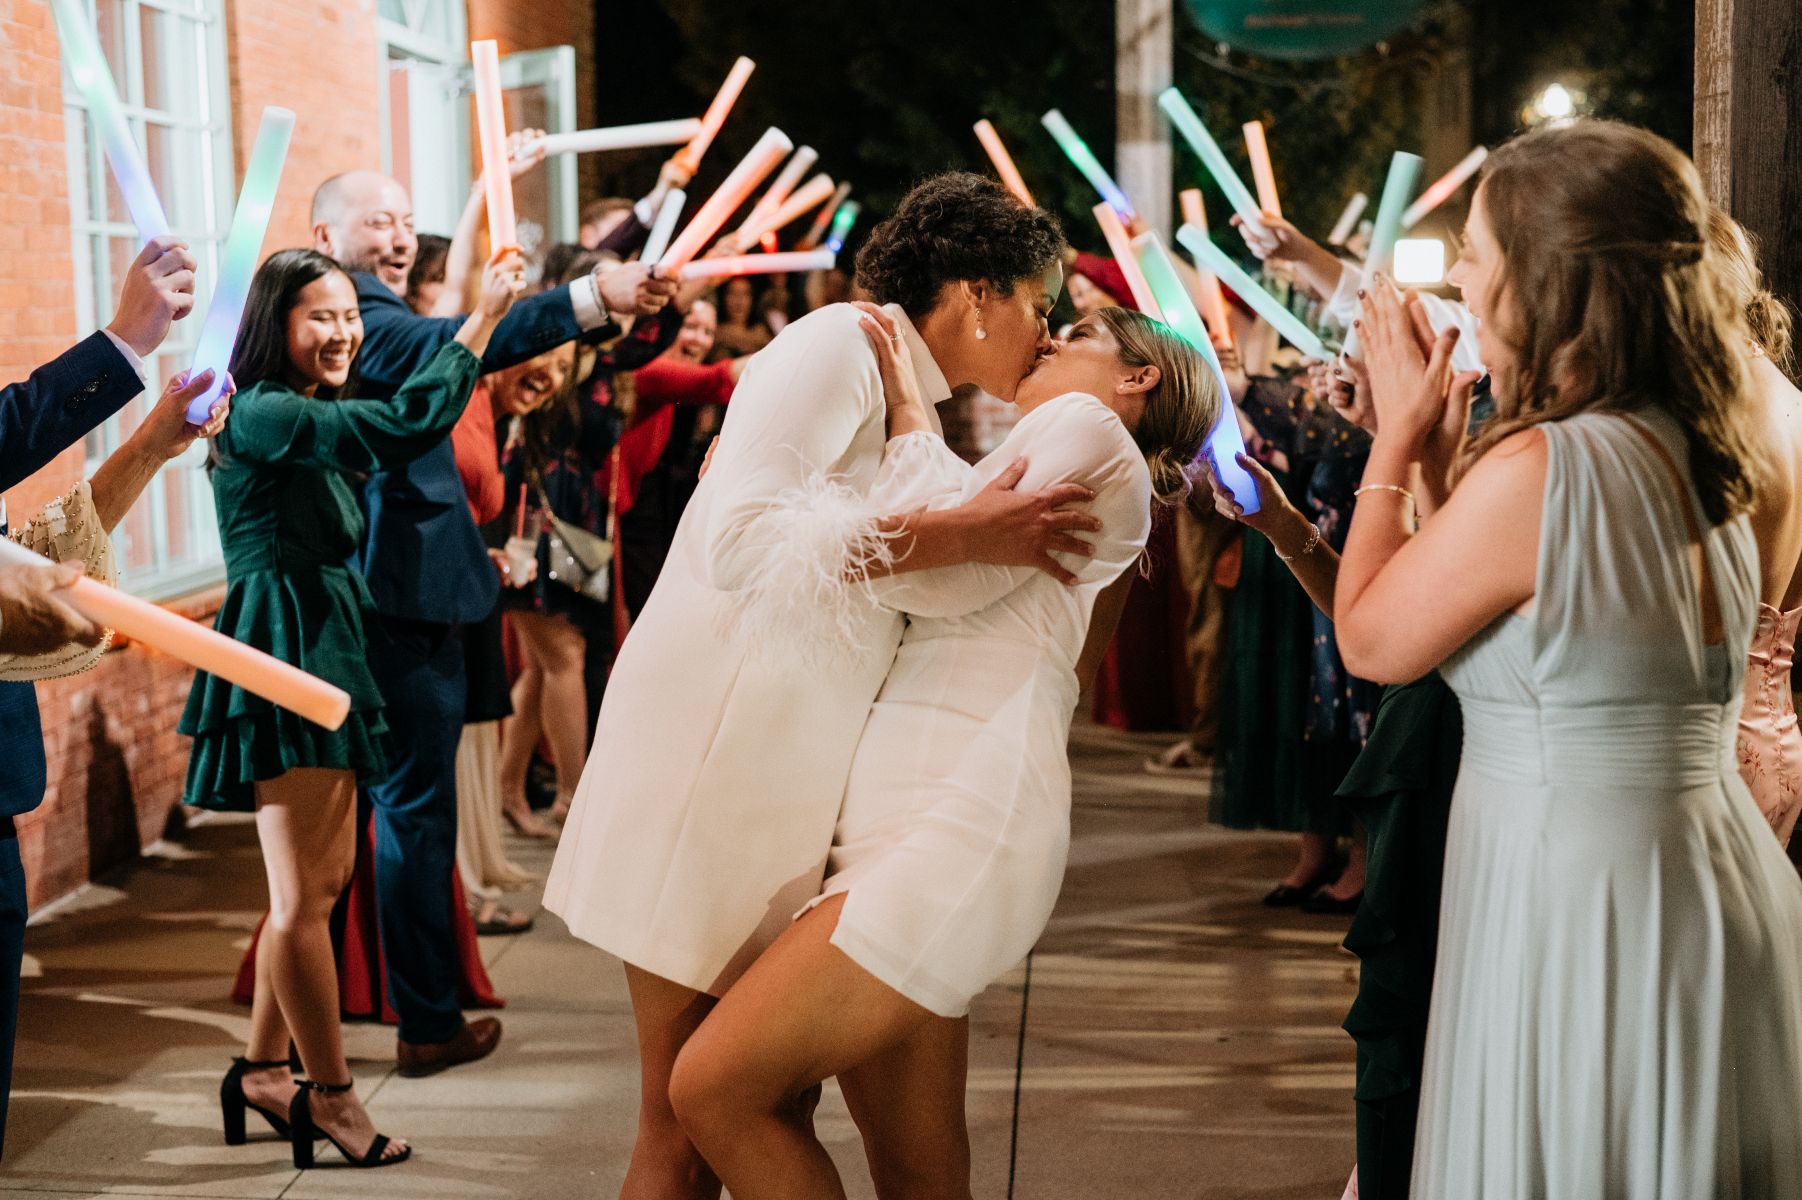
[974,314,987,341]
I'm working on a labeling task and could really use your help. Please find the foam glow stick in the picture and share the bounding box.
[471,40,517,253]
[824,201,860,254]
[1041,109,1134,223]
[1092,203,1161,318]
[675,249,834,281]
[737,146,818,239]
[973,119,1034,206]
[1327,192,1368,246]
[657,127,793,273]
[673,56,755,174]
[1159,88,1264,236]
[184,106,294,425]
[735,173,835,250]
[1178,189,1232,342]
[1365,151,1424,279]
[0,539,350,729]
[1131,233,1259,514]
[639,188,686,265]
[1178,224,1329,361]
[797,182,852,250]
[1400,146,1487,230]
[529,119,703,158]
[1242,121,1281,218]
[50,0,170,242]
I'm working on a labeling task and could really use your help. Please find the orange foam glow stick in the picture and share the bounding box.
[734,173,835,250]
[673,56,755,174]
[657,126,793,273]
[676,249,835,281]
[1179,189,1232,343]
[0,539,349,730]
[1242,121,1281,219]
[736,145,818,243]
[1091,202,1161,319]
[973,119,1034,206]
[471,41,517,251]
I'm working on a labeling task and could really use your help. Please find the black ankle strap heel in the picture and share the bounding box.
[289,1077,411,1169]
[220,1057,295,1145]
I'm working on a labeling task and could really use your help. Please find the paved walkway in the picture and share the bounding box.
[3,722,1357,1198]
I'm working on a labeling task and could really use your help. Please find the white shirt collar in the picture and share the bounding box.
[881,304,952,407]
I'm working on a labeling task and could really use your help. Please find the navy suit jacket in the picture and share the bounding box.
[350,274,618,625]
[0,333,143,818]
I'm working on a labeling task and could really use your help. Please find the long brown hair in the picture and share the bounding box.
[1462,121,1763,525]
[1707,208,1795,378]
[1091,307,1219,506]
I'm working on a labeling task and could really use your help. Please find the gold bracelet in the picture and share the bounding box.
[1275,522,1322,561]
[1354,483,1416,508]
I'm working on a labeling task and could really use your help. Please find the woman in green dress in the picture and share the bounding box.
[179,246,524,1168]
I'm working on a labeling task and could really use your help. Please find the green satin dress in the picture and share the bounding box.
[179,342,480,812]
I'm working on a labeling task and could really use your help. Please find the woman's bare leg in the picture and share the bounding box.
[668,895,968,1200]
[511,611,589,818]
[498,616,555,836]
[621,964,721,1200]
[255,768,405,1161]
[238,905,297,1117]
[837,1019,972,1200]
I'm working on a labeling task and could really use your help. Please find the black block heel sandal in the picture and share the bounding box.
[220,1057,294,1145]
[289,1079,411,1169]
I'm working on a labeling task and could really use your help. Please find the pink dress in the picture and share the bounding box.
[1736,602,1802,844]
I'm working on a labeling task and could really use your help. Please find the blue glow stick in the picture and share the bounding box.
[1040,109,1135,223]
[1132,233,1260,514]
[1175,225,1329,361]
[825,201,860,254]
[186,107,295,424]
[51,0,170,243]
[1157,87,1264,235]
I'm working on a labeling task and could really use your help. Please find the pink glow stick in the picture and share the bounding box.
[657,127,793,273]
[675,249,835,281]
[734,173,835,250]
[1242,121,1281,219]
[0,539,348,729]
[796,181,852,250]
[1092,202,1161,319]
[471,41,517,251]
[673,56,756,174]
[1179,189,1232,343]
[1401,146,1488,229]
[973,119,1035,206]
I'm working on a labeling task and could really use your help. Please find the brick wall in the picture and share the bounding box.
[467,0,598,205]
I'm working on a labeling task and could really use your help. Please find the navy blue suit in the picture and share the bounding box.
[0,332,143,1156]
[348,275,615,1042]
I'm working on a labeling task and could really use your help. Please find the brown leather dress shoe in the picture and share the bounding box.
[395,1017,502,1078]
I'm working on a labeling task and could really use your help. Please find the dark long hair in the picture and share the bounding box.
[229,248,359,400]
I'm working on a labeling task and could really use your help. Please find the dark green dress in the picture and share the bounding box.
[179,343,481,812]
[1335,672,1462,1200]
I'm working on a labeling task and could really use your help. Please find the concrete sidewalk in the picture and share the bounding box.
[2,722,1357,1198]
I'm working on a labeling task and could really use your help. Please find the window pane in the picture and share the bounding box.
[139,6,199,121]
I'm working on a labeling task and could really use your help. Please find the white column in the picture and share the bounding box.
[1116,0,1173,237]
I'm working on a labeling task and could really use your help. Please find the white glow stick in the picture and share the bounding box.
[1327,192,1368,246]
[471,41,517,252]
[529,119,703,158]
[657,127,793,273]
[1177,224,1329,360]
[734,173,834,251]
[0,539,349,730]
[676,249,834,281]
[1242,121,1281,218]
[1091,203,1161,319]
[1159,87,1265,236]
[1401,146,1488,229]
[1178,189,1232,343]
[674,56,755,174]
[974,119,1034,206]
[185,106,294,424]
[797,182,853,250]
[50,0,170,242]
[737,146,818,241]
[639,188,685,265]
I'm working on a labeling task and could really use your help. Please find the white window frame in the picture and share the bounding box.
[62,0,234,602]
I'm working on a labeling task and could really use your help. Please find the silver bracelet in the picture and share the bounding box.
[1275,522,1322,561]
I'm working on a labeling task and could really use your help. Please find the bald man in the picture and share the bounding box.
[311,171,674,1077]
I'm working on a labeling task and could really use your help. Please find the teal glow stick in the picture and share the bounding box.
[1341,150,1423,358]
[1040,109,1135,223]
[186,107,295,424]
[1131,233,1260,514]
[1175,225,1329,361]
[51,0,170,243]
[824,200,860,254]
[1157,87,1264,236]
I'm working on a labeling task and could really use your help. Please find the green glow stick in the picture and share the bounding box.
[1342,150,1423,359]
[51,0,170,242]
[825,201,860,254]
[1157,87,1264,235]
[1040,109,1135,223]
[1132,233,1260,514]
[186,107,295,424]
[1176,224,1329,361]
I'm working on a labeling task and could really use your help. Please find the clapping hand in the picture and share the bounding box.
[1358,274,1480,458]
